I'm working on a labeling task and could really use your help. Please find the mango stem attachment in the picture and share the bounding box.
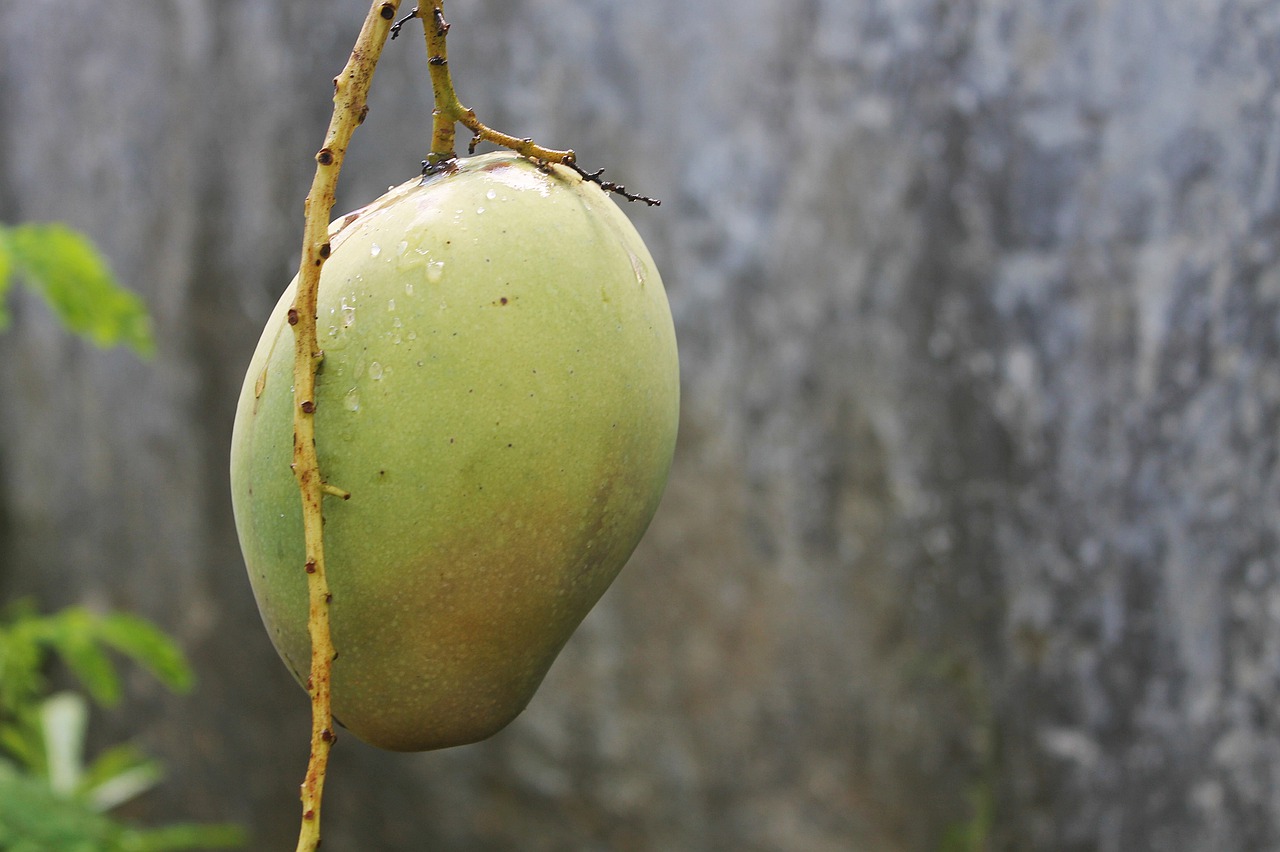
[418,0,573,171]
[412,1,659,205]
[289,3,401,851]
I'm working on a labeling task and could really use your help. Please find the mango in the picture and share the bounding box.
[229,153,678,751]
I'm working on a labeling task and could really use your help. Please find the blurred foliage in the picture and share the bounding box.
[0,223,154,356]
[0,224,237,848]
[0,602,245,851]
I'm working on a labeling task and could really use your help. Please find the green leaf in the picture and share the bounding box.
[116,823,247,852]
[1,604,73,731]
[81,742,165,813]
[4,223,154,356]
[41,692,89,796]
[0,722,44,775]
[98,613,194,694]
[0,762,244,851]
[0,763,114,852]
[85,761,163,814]
[51,615,124,707]
[0,606,245,850]
[79,742,158,803]
[0,228,12,332]
[0,624,44,717]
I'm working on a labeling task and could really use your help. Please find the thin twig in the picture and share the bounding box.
[414,1,659,204]
[418,0,574,167]
[562,161,662,206]
[389,6,419,40]
[290,3,401,851]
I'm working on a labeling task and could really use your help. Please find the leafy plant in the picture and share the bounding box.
[0,222,238,848]
[0,601,245,851]
[0,222,154,356]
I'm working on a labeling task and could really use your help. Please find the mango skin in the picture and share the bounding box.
[229,153,678,752]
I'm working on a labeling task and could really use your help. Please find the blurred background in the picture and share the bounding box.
[3,0,1280,849]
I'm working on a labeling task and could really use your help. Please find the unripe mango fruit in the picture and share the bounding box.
[230,152,678,751]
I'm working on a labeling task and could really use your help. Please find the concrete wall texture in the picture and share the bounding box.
[3,1,1280,849]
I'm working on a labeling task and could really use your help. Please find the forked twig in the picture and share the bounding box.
[412,1,660,205]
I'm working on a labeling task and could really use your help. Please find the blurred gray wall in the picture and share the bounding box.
[3,1,1280,849]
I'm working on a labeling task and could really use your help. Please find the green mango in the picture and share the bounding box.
[230,153,679,751]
